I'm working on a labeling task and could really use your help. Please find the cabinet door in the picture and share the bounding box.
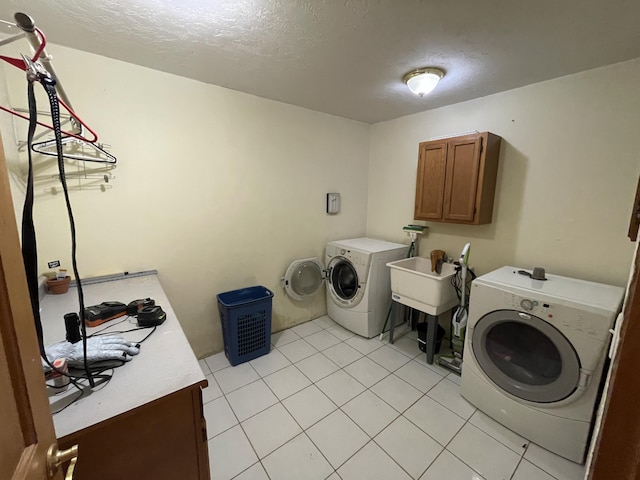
[414,141,448,220]
[58,387,210,480]
[442,135,482,222]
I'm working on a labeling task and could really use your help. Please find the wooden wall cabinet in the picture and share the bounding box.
[414,132,502,225]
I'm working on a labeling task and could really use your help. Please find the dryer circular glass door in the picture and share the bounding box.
[283,257,325,301]
[471,309,581,403]
[326,256,364,307]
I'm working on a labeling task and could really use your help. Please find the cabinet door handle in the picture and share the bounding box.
[64,456,78,480]
[47,443,78,479]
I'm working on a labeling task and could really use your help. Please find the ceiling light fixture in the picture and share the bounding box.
[403,67,445,97]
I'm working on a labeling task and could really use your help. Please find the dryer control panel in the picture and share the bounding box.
[501,291,609,340]
[504,292,550,316]
[326,245,368,266]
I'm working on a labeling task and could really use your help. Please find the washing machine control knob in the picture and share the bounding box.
[340,249,346,255]
[520,299,534,311]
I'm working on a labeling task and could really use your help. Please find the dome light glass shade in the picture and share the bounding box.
[403,67,444,97]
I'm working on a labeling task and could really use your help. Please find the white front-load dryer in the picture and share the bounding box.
[460,266,624,463]
[325,238,407,337]
[282,238,407,338]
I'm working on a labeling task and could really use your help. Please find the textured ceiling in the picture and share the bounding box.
[0,0,639,123]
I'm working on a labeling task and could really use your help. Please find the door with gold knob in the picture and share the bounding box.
[0,131,67,480]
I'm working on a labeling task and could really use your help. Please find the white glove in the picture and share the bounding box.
[43,335,140,369]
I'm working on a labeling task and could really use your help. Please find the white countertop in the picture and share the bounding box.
[41,271,206,439]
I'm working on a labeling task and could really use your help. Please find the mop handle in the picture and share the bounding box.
[460,266,467,309]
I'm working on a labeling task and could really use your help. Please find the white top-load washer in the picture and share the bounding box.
[461,266,624,463]
[282,238,407,337]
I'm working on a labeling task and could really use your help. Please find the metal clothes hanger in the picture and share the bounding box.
[31,134,117,164]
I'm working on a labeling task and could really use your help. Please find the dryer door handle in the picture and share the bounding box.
[578,369,591,389]
[518,312,531,320]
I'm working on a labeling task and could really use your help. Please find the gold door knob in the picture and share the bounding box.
[46,443,78,479]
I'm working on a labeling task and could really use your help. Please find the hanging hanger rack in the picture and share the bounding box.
[0,13,99,144]
[11,106,75,145]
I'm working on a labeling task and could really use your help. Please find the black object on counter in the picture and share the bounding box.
[137,305,167,327]
[64,312,82,344]
[83,301,128,327]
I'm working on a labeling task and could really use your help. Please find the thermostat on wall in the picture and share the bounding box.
[326,193,341,214]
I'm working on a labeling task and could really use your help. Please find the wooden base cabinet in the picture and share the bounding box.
[414,132,502,225]
[42,272,209,480]
[58,386,209,480]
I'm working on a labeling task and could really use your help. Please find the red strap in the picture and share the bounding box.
[0,54,99,143]
[0,28,99,143]
[0,54,27,71]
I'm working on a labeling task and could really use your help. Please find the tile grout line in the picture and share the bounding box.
[208,319,518,480]
[293,349,343,383]
[252,324,343,477]
[303,416,369,474]
[465,413,531,457]
[422,449,455,480]
[283,319,349,479]
[223,360,271,475]
[275,321,427,478]
[318,344,446,478]
[201,374,223,405]
[439,414,486,479]
[519,442,565,480]
[204,323,318,479]
[508,455,526,480]
[280,322,366,478]
[368,418,445,480]
[410,365,507,480]
[254,343,338,475]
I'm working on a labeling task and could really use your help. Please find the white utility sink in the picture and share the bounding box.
[386,257,459,315]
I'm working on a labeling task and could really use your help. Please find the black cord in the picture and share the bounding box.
[23,72,156,406]
[39,74,94,388]
[88,316,135,336]
[44,320,156,415]
[137,325,157,344]
[23,80,44,354]
[21,65,96,388]
[91,325,158,345]
[48,369,115,415]
[49,386,84,415]
[449,265,477,349]
[91,326,149,336]
[24,77,88,394]
[450,265,477,304]
[90,323,155,336]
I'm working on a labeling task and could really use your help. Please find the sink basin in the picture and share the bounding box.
[386,257,459,315]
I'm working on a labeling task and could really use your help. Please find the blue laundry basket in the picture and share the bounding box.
[217,286,273,366]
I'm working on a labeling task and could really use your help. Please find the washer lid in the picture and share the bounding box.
[283,257,325,301]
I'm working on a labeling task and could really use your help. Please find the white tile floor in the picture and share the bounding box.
[200,316,587,480]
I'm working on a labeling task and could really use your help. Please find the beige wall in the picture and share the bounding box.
[367,59,640,287]
[3,42,639,359]
[0,64,24,223]
[1,45,370,358]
